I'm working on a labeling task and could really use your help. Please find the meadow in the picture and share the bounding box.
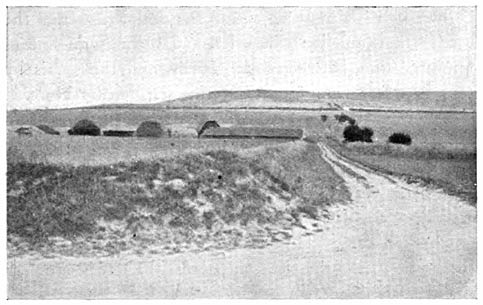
[345,112,476,147]
[324,112,476,205]
[7,132,289,166]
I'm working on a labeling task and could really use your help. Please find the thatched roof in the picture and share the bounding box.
[14,126,43,136]
[36,124,60,135]
[197,120,220,137]
[136,120,164,137]
[200,126,304,139]
[13,125,60,136]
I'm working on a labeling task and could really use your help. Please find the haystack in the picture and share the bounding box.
[136,120,164,137]
[36,124,60,135]
[197,120,220,137]
[103,121,136,137]
[68,119,101,136]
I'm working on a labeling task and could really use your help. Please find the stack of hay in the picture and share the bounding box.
[68,119,101,136]
[136,120,164,137]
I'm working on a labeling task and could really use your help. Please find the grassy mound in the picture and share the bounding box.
[7,142,350,256]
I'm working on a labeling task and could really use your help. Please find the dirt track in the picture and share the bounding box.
[8,142,476,298]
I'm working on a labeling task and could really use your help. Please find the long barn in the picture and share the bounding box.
[200,126,304,140]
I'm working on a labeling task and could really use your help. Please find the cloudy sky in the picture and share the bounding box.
[7,6,476,109]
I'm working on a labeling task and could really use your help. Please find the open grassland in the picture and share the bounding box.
[346,112,476,147]
[321,110,475,206]
[7,141,350,257]
[68,90,475,112]
[7,132,289,166]
[326,138,476,205]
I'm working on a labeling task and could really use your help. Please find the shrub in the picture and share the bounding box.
[361,127,374,142]
[335,113,356,125]
[388,132,412,145]
[343,125,373,143]
[320,115,328,122]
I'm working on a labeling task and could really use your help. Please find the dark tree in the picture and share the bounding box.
[388,132,412,145]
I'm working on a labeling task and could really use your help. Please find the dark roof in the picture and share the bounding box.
[197,120,220,136]
[36,124,60,135]
[200,126,303,139]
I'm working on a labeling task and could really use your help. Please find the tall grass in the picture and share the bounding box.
[8,142,351,245]
[326,136,476,205]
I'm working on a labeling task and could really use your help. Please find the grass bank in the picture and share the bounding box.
[325,137,476,205]
[7,141,350,257]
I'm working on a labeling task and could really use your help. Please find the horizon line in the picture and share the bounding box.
[7,89,476,111]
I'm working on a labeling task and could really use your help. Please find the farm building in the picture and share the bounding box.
[15,125,60,136]
[200,126,304,140]
[102,122,136,137]
[198,120,220,137]
[36,124,60,135]
[136,120,164,137]
[68,119,101,136]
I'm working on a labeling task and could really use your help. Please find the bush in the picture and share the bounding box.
[335,113,356,125]
[343,125,374,143]
[388,132,412,145]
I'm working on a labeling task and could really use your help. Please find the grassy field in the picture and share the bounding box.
[326,138,476,205]
[7,141,350,257]
[345,112,476,147]
[320,109,475,207]
[61,90,475,111]
[7,131,291,166]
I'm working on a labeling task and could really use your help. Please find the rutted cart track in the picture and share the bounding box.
[8,142,476,298]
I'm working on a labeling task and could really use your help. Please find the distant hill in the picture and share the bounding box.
[59,90,477,112]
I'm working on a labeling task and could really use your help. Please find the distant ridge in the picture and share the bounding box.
[208,89,311,94]
[13,90,475,112]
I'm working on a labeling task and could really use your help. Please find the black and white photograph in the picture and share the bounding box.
[5,3,477,299]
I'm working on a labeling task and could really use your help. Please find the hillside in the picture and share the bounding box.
[77,90,476,112]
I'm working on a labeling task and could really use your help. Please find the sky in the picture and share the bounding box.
[6,6,476,109]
